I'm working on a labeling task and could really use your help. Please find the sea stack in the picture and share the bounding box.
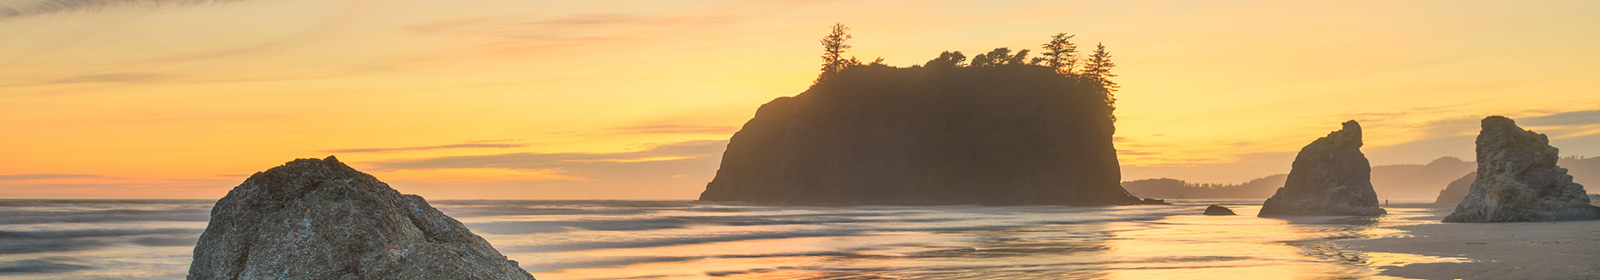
[1442,116,1600,222]
[1259,121,1386,216]
[188,156,536,280]
[698,65,1140,205]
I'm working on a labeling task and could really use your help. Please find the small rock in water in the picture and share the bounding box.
[188,156,536,280]
[1443,116,1600,222]
[1203,205,1236,215]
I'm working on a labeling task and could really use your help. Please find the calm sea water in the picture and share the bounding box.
[0,199,1443,279]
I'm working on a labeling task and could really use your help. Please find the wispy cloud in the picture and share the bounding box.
[537,124,736,137]
[1430,109,1600,130]
[1117,150,1158,156]
[41,73,171,84]
[1413,115,1482,139]
[402,13,744,53]
[408,13,740,36]
[518,14,656,28]
[365,140,729,199]
[604,125,739,135]
[0,174,101,181]
[1522,110,1600,127]
[0,174,219,185]
[1399,109,1600,142]
[0,0,256,20]
[321,139,529,154]
[0,173,234,199]
[368,140,726,171]
[542,124,739,136]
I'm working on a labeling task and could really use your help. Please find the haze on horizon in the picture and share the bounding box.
[3,0,1599,199]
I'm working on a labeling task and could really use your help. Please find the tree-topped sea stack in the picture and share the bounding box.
[1442,116,1600,222]
[188,156,536,280]
[699,27,1140,206]
[699,64,1137,205]
[1259,121,1386,216]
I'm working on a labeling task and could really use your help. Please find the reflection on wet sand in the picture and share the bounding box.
[1105,205,1367,279]
[0,200,1478,279]
[508,205,1136,279]
[494,203,1445,279]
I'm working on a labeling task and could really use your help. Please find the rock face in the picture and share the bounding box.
[1203,205,1236,215]
[189,156,535,280]
[1433,172,1475,207]
[1259,121,1386,216]
[698,65,1140,205]
[1442,116,1600,222]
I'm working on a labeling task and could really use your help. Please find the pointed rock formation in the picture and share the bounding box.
[1259,121,1386,216]
[1433,172,1475,207]
[188,156,536,280]
[1442,116,1600,222]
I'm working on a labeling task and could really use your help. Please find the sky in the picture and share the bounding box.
[2,0,1599,199]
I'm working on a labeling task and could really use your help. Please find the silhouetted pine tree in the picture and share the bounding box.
[817,23,857,84]
[972,48,1020,67]
[924,51,967,68]
[1033,33,1078,74]
[1007,49,1031,65]
[1081,43,1118,121]
[1082,43,1117,92]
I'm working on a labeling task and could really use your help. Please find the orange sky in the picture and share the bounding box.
[3,0,1599,199]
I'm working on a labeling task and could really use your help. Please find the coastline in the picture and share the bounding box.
[1337,204,1600,279]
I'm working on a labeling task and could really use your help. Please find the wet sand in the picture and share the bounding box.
[1339,205,1600,279]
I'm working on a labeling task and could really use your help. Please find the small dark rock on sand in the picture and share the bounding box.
[1203,205,1236,215]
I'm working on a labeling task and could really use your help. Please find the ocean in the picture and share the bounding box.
[0,199,1440,279]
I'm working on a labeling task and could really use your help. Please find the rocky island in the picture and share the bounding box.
[188,156,536,280]
[1442,116,1600,222]
[1258,121,1386,216]
[698,62,1140,205]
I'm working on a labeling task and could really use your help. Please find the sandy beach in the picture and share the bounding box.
[1339,204,1600,279]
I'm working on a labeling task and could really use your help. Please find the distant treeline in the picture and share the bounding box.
[1122,175,1290,199]
[813,23,1120,119]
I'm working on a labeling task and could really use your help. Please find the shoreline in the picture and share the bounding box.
[1337,205,1600,279]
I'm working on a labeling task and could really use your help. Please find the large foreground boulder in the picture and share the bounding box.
[1259,121,1386,216]
[1442,116,1600,222]
[189,156,535,280]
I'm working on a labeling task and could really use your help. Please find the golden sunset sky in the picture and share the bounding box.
[3,0,1598,199]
